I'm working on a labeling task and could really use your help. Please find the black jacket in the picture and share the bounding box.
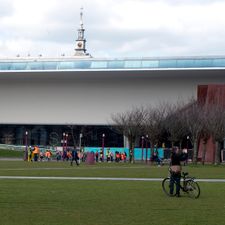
[171,152,187,166]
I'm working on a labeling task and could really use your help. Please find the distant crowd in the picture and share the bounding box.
[27,145,81,166]
[28,146,53,162]
[94,149,127,163]
[27,146,174,166]
[27,146,130,164]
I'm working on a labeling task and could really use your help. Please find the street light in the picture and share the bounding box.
[187,136,190,149]
[65,133,68,150]
[102,133,105,162]
[24,131,28,161]
[145,135,148,164]
[141,136,144,162]
[79,133,83,150]
[62,132,66,152]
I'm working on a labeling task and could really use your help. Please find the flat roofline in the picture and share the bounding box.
[1,55,225,62]
[1,55,225,72]
[1,67,225,74]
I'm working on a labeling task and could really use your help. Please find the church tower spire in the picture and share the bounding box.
[74,7,90,57]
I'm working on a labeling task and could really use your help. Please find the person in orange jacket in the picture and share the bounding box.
[33,146,40,161]
[45,150,52,161]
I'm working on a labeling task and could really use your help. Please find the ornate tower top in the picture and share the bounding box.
[80,7,84,29]
[74,8,91,57]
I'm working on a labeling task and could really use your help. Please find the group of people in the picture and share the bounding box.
[28,146,53,162]
[56,148,81,166]
[95,149,127,163]
[27,145,84,166]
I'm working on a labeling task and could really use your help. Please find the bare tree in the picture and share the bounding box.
[183,99,205,164]
[111,107,146,163]
[164,101,189,150]
[204,103,225,165]
[67,125,77,147]
[199,109,211,165]
[143,104,168,159]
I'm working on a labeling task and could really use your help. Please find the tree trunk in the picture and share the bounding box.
[214,141,221,165]
[171,141,174,150]
[128,137,135,163]
[131,141,135,163]
[179,141,182,151]
[201,140,207,165]
[128,137,132,163]
[150,141,154,165]
[145,144,148,164]
[193,140,198,164]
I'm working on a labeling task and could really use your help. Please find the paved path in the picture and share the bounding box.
[0,176,225,182]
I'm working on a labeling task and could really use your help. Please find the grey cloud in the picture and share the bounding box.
[33,1,112,44]
[44,1,111,28]
[1,0,225,58]
[88,26,225,57]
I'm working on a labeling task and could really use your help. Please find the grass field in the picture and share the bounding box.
[0,161,224,225]
[0,149,23,158]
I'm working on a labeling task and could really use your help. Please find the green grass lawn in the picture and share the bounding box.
[0,149,24,158]
[0,161,224,225]
[0,161,224,179]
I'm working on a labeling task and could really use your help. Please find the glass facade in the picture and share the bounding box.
[1,56,225,71]
[0,124,123,148]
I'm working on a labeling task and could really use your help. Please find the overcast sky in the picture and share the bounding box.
[1,0,225,58]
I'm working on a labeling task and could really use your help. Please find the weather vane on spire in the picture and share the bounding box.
[80,7,84,29]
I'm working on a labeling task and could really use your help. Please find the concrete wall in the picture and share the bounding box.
[0,69,225,124]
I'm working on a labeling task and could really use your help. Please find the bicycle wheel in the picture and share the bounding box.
[162,178,176,196]
[185,180,200,199]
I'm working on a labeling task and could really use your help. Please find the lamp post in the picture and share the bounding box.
[65,133,68,150]
[141,136,144,162]
[62,132,66,152]
[145,135,148,163]
[187,136,189,149]
[24,131,28,161]
[102,133,105,162]
[79,133,83,150]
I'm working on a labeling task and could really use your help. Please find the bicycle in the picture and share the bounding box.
[162,169,200,199]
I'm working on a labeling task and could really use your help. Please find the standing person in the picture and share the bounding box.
[124,151,127,162]
[56,150,61,161]
[40,151,44,161]
[33,146,40,162]
[121,152,125,162]
[110,151,114,162]
[106,148,111,162]
[45,150,51,161]
[99,148,103,162]
[169,147,188,197]
[115,151,120,162]
[70,147,79,166]
[182,148,188,166]
[95,150,99,162]
[28,146,33,162]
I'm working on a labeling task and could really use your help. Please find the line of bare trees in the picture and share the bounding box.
[111,98,225,165]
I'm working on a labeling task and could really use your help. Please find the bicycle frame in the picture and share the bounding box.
[162,170,200,198]
[170,172,194,192]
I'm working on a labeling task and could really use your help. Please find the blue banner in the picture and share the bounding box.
[84,147,164,160]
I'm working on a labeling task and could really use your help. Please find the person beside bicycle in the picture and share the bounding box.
[170,147,188,197]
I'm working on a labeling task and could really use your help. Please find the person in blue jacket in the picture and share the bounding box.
[70,147,79,166]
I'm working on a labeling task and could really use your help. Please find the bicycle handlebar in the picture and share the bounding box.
[182,172,189,177]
